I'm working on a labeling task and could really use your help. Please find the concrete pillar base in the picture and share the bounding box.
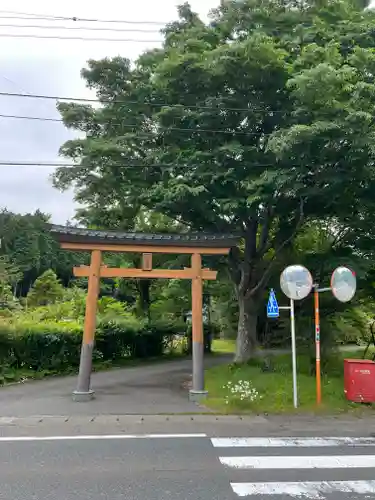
[189,389,208,402]
[72,390,95,402]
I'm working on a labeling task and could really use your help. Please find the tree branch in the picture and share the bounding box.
[331,226,351,248]
[257,205,273,258]
[244,217,258,259]
[249,198,305,297]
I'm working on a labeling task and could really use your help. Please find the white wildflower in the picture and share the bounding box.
[223,379,261,405]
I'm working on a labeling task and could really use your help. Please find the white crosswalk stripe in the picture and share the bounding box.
[230,481,375,498]
[211,437,375,448]
[220,454,375,469]
[211,436,375,498]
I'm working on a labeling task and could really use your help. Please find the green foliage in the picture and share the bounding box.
[0,320,82,372]
[0,255,22,286]
[150,278,191,321]
[14,288,138,325]
[53,0,375,361]
[0,209,87,296]
[97,296,130,319]
[61,286,87,318]
[27,270,64,307]
[185,323,220,354]
[0,281,13,304]
[18,301,81,323]
[1,0,374,365]
[260,217,373,357]
[210,278,238,339]
[0,255,21,315]
[0,316,187,382]
[0,283,20,317]
[330,307,371,345]
[204,349,373,414]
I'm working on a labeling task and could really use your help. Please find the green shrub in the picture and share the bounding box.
[95,318,185,360]
[0,320,82,371]
[331,307,371,345]
[13,293,135,324]
[150,319,187,355]
[27,270,64,307]
[0,316,187,378]
[97,296,131,319]
[95,318,141,360]
[185,323,220,354]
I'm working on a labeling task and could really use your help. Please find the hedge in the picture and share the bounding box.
[185,323,220,354]
[0,318,186,374]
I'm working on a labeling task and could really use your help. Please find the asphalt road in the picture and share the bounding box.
[0,355,232,417]
[1,433,375,499]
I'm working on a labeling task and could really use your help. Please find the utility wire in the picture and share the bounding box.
[0,161,292,168]
[0,162,183,168]
[0,23,161,33]
[0,91,287,114]
[0,11,169,25]
[0,9,74,20]
[0,113,277,136]
[0,33,163,42]
[0,113,64,122]
[0,9,63,19]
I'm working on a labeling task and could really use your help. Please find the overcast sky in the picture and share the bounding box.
[0,0,219,223]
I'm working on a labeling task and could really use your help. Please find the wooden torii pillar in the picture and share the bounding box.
[71,251,218,402]
[73,249,101,400]
[191,253,205,398]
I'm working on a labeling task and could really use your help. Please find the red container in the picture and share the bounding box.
[344,359,375,403]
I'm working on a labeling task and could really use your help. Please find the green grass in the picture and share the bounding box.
[205,348,375,414]
[212,338,236,354]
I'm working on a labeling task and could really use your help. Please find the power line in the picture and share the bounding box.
[0,161,174,168]
[0,9,73,20]
[0,9,61,18]
[0,33,163,42]
[0,161,291,168]
[0,113,62,122]
[0,161,84,167]
[0,113,275,136]
[0,91,286,114]
[0,11,169,25]
[0,23,161,33]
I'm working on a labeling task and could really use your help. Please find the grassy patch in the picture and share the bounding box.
[212,338,236,354]
[204,348,375,414]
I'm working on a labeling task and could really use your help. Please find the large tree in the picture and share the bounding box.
[54,0,375,361]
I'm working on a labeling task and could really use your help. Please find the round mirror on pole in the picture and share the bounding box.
[280,265,313,300]
[331,266,356,303]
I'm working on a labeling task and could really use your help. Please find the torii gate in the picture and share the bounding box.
[50,225,238,402]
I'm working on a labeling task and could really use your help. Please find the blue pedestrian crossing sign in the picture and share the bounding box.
[267,289,279,318]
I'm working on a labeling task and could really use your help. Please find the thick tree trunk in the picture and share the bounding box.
[234,292,259,363]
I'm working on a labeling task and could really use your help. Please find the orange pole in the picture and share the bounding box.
[190,253,206,399]
[314,287,322,405]
[73,249,101,401]
[191,253,204,345]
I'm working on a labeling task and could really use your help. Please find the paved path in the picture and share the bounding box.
[0,346,365,418]
[0,355,231,417]
[1,431,375,499]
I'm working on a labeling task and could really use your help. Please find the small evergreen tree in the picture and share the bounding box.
[0,256,22,314]
[27,269,64,307]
